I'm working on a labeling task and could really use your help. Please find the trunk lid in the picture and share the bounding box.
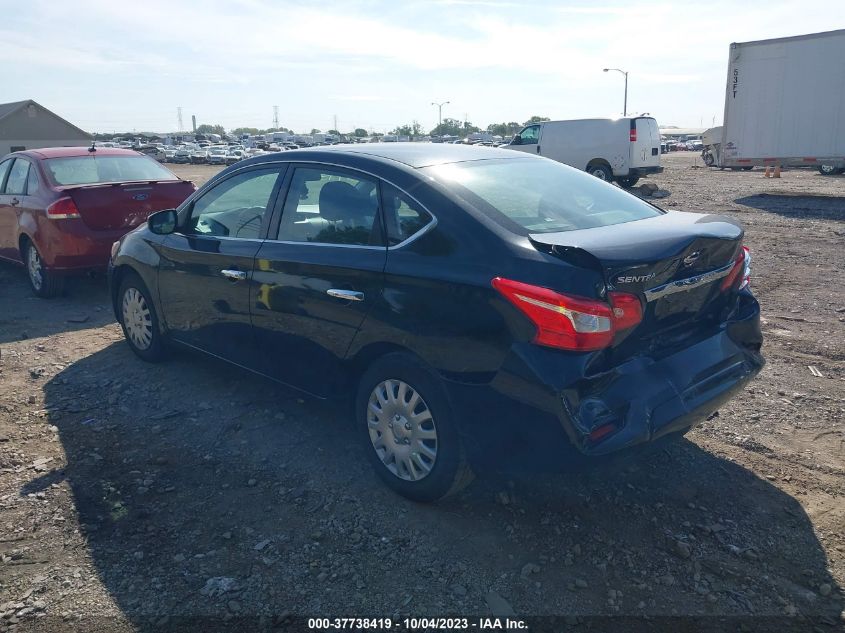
[530,210,743,352]
[62,180,195,231]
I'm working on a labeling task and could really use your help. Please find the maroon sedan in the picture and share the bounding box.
[0,147,195,297]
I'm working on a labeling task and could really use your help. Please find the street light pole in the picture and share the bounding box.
[431,101,450,135]
[603,68,628,116]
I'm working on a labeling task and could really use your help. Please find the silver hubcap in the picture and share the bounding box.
[592,168,608,180]
[367,379,438,482]
[122,287,153,350]
[27,246,43,290]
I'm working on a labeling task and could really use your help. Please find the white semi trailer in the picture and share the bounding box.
[706,29,845,174]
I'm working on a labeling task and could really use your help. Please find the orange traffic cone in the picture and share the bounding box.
[764,166,771,177]
[773,165,782,178]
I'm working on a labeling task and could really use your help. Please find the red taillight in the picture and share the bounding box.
[720,246,751,291]
[629,129,637,142]
[608,291,643,331]
[492,278,642,351]
[46,197,81,219]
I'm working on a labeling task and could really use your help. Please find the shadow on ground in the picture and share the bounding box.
[25,341,844,631]
[0,263,112,344]
[735,194,845,221]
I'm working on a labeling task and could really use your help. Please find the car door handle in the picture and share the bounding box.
[536,146,541,154]
[221,269,247,281]
[9,197,20,206]
[327,289,364,302]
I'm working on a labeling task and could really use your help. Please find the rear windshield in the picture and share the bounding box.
[423,158,661,234]
[44,155,178,186]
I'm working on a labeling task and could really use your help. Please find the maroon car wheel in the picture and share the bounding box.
[24,240,64,298]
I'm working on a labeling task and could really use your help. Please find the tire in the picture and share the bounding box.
[23,240,64,298]
[703,153,715,167]
[117,272,166,362]
[616,176,640,188]
[356,353,473,502]
[741,166,754,171]
[587,163,613,181]
[819,164,841,175]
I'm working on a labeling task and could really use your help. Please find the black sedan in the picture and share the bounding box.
[109,144,764,501]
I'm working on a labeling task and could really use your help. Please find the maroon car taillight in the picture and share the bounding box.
[492,278,643,351]
[46,196,81,219]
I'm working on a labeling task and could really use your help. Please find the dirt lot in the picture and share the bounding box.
[1,154,843,631]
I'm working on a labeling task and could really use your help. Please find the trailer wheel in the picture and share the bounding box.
[703,153,715,167]
[819,164,842,175]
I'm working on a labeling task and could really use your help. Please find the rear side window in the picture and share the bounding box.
[43,155,178,186]
[381,183,433,245]
[424,158,661,234]
[277,167,381,246]
[4,159,30,195]
[26,166,40,195]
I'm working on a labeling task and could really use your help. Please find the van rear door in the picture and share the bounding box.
[630,117,661,168]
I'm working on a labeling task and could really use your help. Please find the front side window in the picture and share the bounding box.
[278,167,381,246]
[0,159,12,190]
[518,125,540,144]
[43,155,178,186]
[185,168,280,239]
[424,158,661,234]
[381,183,433,246]
[4,159,30,195]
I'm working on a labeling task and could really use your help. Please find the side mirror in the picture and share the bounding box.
[511,135,522,146]
[148,209,178,235]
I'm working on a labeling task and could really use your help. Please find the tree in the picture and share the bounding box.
[430,117,465,138]
[353,128,368,137]
[328,129,340,135]
[487,121,523,137]
[523,115,550,126]
[231,127,260,136]
[310,128,322,135]
[391,120,424,138]
[196,123,225,135]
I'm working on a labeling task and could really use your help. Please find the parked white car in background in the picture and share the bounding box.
[505,117,663,187]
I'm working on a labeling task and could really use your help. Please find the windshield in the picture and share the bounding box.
[44,155,178,186]
[423,158,661,234]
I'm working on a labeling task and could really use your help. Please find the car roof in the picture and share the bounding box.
[271,142,534,169]
[19,147,145,160]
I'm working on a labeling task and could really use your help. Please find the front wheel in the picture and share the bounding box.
[118,273,166,362]
[24,240,64,298]
[616,176,640,188]
[356,353,473,502]
[819,164,842,175]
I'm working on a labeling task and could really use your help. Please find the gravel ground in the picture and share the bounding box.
[0,153,843,632]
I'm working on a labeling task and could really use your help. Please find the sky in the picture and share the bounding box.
[2,0,843,134]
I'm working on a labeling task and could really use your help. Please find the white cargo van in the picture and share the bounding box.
[504,117,663,187]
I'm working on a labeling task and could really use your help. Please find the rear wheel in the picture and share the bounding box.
[819,164,842,175]
[356,353,473,502]
[587,163,613,181]
[24,240,64,298]
[118,273,166,362]
[616,176,640,188]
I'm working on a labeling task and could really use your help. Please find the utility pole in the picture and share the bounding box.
[333,114,338,132]
[177,107,183,132]
[273,106,279,130]
[431,101,450,135]
[602,68,629,116]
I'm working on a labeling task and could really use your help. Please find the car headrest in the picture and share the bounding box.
[319,181,371,222]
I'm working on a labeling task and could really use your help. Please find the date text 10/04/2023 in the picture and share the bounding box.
[307,617,528,630]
